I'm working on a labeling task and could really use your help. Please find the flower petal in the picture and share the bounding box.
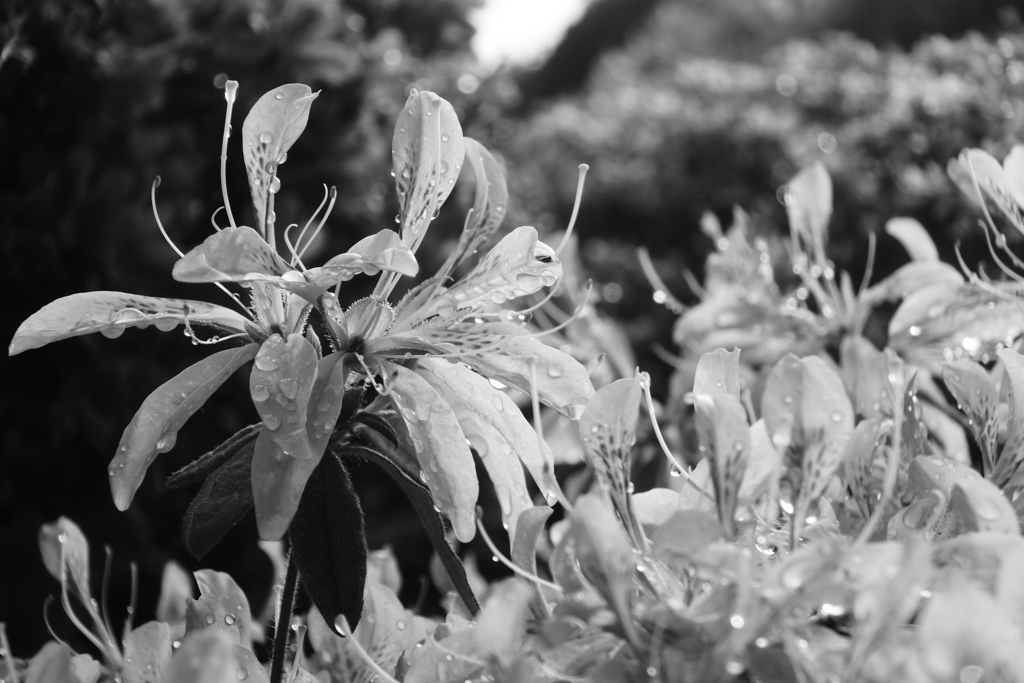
[306,229,419,288]
[250,334,319,460]
[184,569,256,649]
[382,361,478,542]
[242,84,319,230]
[884,217,938,262]
[9,291,248,355]
[449,137,509,268]
[109,343,259,511]
[392,91,465,249]
[173,226,290,283]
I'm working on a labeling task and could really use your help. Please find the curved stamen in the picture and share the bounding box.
[336,616,403,683]
[555,164,589,257]
[282,223,307,271]
[41,597,76,654]
[293,184,331,256]
[638,247,685,314]
[475,515,564,593]
[524,282,594,340]
[220,80,239,229]
[355,353,391,396]
[210,205,226,232]
[298,186,337,259]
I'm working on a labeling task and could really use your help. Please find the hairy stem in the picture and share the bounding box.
[270,552,300,683]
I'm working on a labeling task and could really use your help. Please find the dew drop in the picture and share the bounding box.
[278,378,299,399]
[225,614,237,625]
[547,365,564,378]
[236,668,249,681]
[274,92,285,100]
[441,133,450,142]
[396,619,407,630]
[255,356,278,371]
[831,411,844,422]
[263,415,282,431]
[251,384,270,402]
[205,614,216,625]
[258,131,274,144]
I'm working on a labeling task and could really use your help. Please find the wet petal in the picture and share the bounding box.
[692,392,750,538]
[392,90,464,248]
[951,477,1020,535]
[995,347,1024,487]
[9,292,248,355]
[242,84,319,230]
[383,361,478,542]
[123,621,172,683]
[250,334,318,460]
[184,569,255,649]
[884,217,938,262]
[693,347,742,398]
[38,517,91,603]
[306,229,418,288]
[450,137,509,268]
[172,226,290,283]
[109,344,259,510]
[942,360,999,472]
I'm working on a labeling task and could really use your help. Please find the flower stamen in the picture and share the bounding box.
[555,163,589,257]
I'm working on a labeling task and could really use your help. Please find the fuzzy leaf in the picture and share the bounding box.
[38,517,91,603]
[123,621,171,683]
[885,217,938,262]
[943,360,999,473]
[306,230,418,290]
[291,453,368,635]
[692,393,750,538]
[392,90,465,248]
[786,162,832,253]
[996,347,1024,487]
[184,569,255,649]
[109,343,259,510]
[579,370,645,547]
[343,442,480,615]
[408,226,561,326]
[9,292,248,355]
[451,137,509,266]
[951,477,1020,535]
[172,227,290,283]
[167,423,261,489]
[250,333,318,461]
[242,84,319,230]
[181,435,254,557]
[693,347,742,398]
[382,361,478,542]
[416,358,553,535]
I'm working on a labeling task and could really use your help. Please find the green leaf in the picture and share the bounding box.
[9,292,248,355]
[122,621,171,683]
[951,477,1020,535]
[184,569,255,649]
[884,217,938,263]
[38,517,91,603]
[167,423,261,489]
[996,347,1024,487]
[291,453,368,635]
[451,137,509,267]
[693,347,742,398]
[383,361,478,542]
[181,435,255,557]
[405,226,561,327]
[172,227,290,283]
[343,442,480,615]
[578,370,645,547]
[692,393,750,537]
[24,642,75,683]
[392,90,465,248]
[250,333,318,461]
[242,84,319,230]
[943,360,999,474]
[350,412,399,449]
[109,343,259,510]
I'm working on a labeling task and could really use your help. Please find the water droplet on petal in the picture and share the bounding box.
[274,92,285,100]
[263,415,282,430]
[278,378,299,400]
[258,131,274,144]
[252,384,270,402]
[225,614,237,625]
[255,355,278,371]
[205,614,216,625]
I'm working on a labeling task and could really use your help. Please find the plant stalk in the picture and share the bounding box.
[270,552,300,683]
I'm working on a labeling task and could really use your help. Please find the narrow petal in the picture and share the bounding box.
[383,361,478,542]
[9,291,248,355]
[450,137,509,267]
[109,343,259,510]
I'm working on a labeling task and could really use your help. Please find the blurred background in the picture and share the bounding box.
[4,0,1024,655]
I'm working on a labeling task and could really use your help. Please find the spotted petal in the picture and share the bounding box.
[173,227,290,283]
[449,137,509,268]
[942,360,999,474]
[995,347,1024,487]
[250,333,319,461]
[242,84,319,230]
[109,343,259,510]
[383,361,478,542]
[692,392,750,538]
[9,292,248,355]
[392,91,465,249]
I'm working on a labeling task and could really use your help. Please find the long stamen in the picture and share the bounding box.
[857,232,877,296]
[297,186,337,259]
[100,546,116,652]
[638,247,686,314]
[220,80,239,229]
[286,623,307,683]
[475,515,563,593]
[515,284,560,318]
[336,616,402,683]
[293,184,331,255]
[59,544,113,662]
[123,562,138,640]
[152,178,185,259]
[41,598,76,655]
[640,375,715,502]
[555,164,589,256]
[431,207,476,298]
[283,223,306,270]
[355,354,390,396]
[210,205,225,232]
[526,282,593,340]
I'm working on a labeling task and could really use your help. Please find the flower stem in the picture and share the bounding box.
[270,552,300,683]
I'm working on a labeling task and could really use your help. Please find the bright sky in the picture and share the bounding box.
[471,0,591,69]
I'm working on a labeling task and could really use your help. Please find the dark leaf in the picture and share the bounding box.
[290,454,368,636]
[167,423,261,489]
[342,441,480,615]
[350,412,400,448]
[181,437,255,558]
